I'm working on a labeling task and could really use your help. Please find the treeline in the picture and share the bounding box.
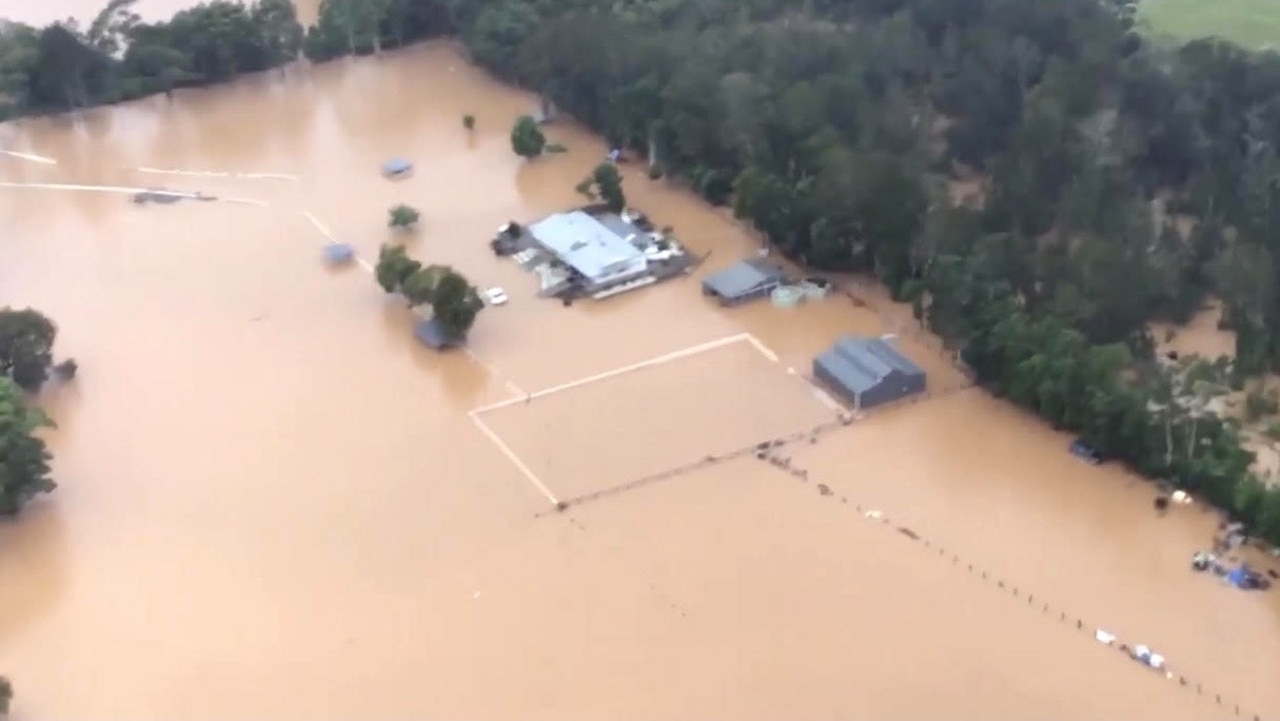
[435,0,1280,541]
[0,0,452,118]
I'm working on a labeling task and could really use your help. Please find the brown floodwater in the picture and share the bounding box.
[2,0,321,27]
[2,41,1279,720]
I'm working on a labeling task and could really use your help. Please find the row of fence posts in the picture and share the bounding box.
[752,442,1268,721]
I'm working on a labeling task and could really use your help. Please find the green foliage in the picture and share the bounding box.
[463,113,476,130]
[388,203,421,230]
[0,308,57,392]
[401,264,449,307]
[374,244,421,294]
[1245,389,1278,421]
[0,675,10,715]
[0,376,56,517]
[544,142,567,153]
[371,250,483,340]
[590,162,626,213]
[431,270,484,340]
[510,115,545,159]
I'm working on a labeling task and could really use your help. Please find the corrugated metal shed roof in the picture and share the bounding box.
[839,337,924,377]
[816,347,879,394]
[702,259,786,299]
[529,211,646,281]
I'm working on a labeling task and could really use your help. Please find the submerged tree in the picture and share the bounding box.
[401,264,450,307]
[374,243,421,294]
[0,308,57,392]
[388,203,421,230]
[463,113,475,130]
[0,675,10,715]
[431,270,485,340]
[0,376,56,516]
[589,162,626,213]
[510,115,545,159]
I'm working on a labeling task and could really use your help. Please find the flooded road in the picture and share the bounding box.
[1,41,1279,720]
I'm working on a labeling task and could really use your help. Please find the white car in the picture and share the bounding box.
[483,287,509,306]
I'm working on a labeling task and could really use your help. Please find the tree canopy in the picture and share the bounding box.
[373,246,484,341]
[388,204,421,230]
[510,115,546,159]
[0,376,56,517]
[0,308,58,392]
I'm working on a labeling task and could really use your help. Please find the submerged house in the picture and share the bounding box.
[527,211,652,296]
[813,336,926,410]
[701,259,787,306]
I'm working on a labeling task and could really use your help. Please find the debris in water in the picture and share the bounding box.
[896,526,919,540]
[817,483,831,496]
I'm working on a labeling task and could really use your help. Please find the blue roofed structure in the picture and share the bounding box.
[382,157,413,178]
[702,259,787,306]
[414,317,461,350]
[813,336,926,410]
[323,242,355,265]
[528,211,649,290]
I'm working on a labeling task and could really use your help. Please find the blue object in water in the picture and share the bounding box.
[1226,566,1248,588]
[382,157,413,177]
[1069,439,1101,464]
[324,243,355,265]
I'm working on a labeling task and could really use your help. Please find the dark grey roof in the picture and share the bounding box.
[835,337,924,378]
[818,336,923,396]
[816,348,879,394]
[702,259,786,299]
[414,318,458,349]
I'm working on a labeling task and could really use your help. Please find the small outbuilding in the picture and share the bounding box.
[323,242,355,265]
[813,336,926,410]
[414,318,461,350]
[701,259,787,306]
[381,158,414,179]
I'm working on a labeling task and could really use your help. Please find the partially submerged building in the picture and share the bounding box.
[495,207,695,300]
[413,317,461,350]
[701,259,787,306]
[381,157,413,179]
[813,336,926,410]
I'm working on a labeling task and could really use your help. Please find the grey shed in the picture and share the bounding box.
[701,259,786,305]
[414,318,460,350]
[813,336,926,410]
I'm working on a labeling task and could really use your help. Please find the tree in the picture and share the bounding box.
[388,204,421,230]
[0,308,57,392]
[401,264,450,307]
[374,244,421,294]
[431,270,484,340]
[0,376,56,516]
[510,115,545,159]
[0,675,10,716]
[463,113,475,130]
[590,162,626,213]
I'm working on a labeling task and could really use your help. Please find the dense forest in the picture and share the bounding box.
[2,0,1280,543]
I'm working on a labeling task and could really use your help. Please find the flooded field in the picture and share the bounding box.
[2,0,321,27]
[1,41,1279,720]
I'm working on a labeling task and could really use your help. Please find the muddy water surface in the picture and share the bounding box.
[2,0,321,27]
[1,42,1279,720]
